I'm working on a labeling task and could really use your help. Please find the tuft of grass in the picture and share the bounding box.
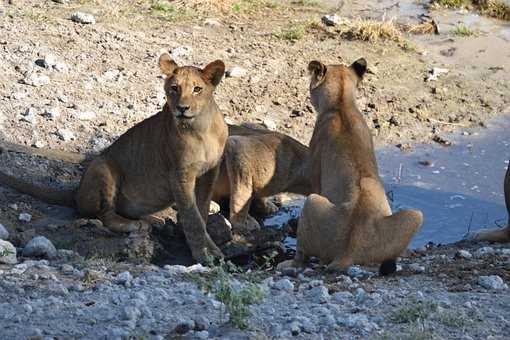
[274,24,307,41]
[452,23,476,36]
[186,258,264,330]
[437,311,471,329]
[432,0,471,8]
[390,300,439,323]
[336,18,405,44]
[407,21,438,34]
[151,1,187,21]
[475,0,510,20]
[292,0,320,6]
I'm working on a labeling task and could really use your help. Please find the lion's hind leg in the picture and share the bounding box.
[76,158,143,233]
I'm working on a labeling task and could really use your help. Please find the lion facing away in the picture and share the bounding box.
[278,58,423,274]
[468,163,510,242]
[213,125,311,232]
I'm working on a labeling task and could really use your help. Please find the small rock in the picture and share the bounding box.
[41,54,57,68]
[12,92,27,100]
[23,73,50,87]
[474,246,495,258]
[60,264,74,274]
[306,285,330,304]
[455,249,473,259]
[195,331,209,339]
[273,278,294,292]
[33,140,46,149]
[262,119,276,131]
[0,240,17,264]
[426,67,448,81]
[102,69,120,81]
[122,306,141,321]
[289,321,301,336]
[194,316,210,331]
[170,46,191,58]
[73,110,96,121]
[321,14,342,26]
[57,128,75,141]
[204,18,221,27]
[43,107,60,119]
[53,62,69,72]
[408,263,426,273]
[71,12,96,24]
[333,291,353,303]
[163,265,187,276]
[18,212,32,222]
[116,271,132,286]
[22,236,57,259]
[478,275,508,290]
[226,66,247,78]
[209,201,220,214]
[0,223,9,240]
[346,265,364,278]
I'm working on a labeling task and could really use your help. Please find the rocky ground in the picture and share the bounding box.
[1,0,510,339]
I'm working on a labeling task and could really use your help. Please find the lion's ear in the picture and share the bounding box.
[308,60,327,88]
[202,60,225,86]
[350,58,367,79]
[159,53,178,76]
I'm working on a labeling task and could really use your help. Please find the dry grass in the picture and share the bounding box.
[336,18,405,43]
[406,21,439,34]
[432,0,510,20]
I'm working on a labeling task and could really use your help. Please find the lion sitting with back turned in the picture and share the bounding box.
[278,58,423,274]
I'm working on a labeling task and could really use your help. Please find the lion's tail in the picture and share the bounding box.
[0,171,76,207]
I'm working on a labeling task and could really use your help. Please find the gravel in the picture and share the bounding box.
[0,224,9,240]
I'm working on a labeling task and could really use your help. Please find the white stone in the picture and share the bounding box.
[474,246,495,258]
[23,73,50,87]
[34,141,46,148]
[71,12,96,24]
[0,223,9,240]
[23,236,57,259]
[43,106,60,119]
[455,249,473,259]
[204,18,221,27]
[209,201,221,214]
[42,54,57,68]
[18,212,32,222]
[0,240,17,264]
[57,128,75,141]
[170,46,192,58]
[102,69,120,81]
[426,67,449,81]
[322,14,342,26]
[408,263,426,273]
[73,110,96,121]
[262,119,276,131]
[116,271,132,286]
[478,275,508,290]
[273,278,294,292]
[226,66,247,78]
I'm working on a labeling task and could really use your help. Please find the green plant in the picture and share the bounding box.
[452,23,476,36]
[151,1,186,21]
[0,248,14,257]
[390,300,439,323]
[274,24,306,41]
[186,258,264,329]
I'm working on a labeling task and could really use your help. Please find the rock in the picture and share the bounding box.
[204,18,221,27]
[57,128,75,141]
[194,316,210,331]
[346,265,364,278]
[41,54,57,68]
[122,306,141,321]
[18,212,32,222]
[22,236,57,259]
[0,240,17,264]
[170,46,192,58]
[33,140,46,149]
[306,285,330,304]
[164,265,187,276]
[116,271,132,286]
[209,201,220,214]
[73,110,96,121]
[273,278,294,292]
[262,119,276,131]
[0,223,9,240]
[195,331,209,339]
[43,107,60,119]
[226,66,247,78]
[322,14,342,26]
[102,69,120,81]
[478,275,508,290]
[71,12,96,24]
[21,107,37,125]
[455,249,473,259]
[205,214,232,246]
[408,263,426,273]
[60,264,74,274]
[23,73,50,87]
[474,246,495,258]
[426,67,448,81]
[53,62,69,72]
[333,291,353,303]
[289,321,301,336]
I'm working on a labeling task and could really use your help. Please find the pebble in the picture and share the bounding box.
[18,213,32,222]
[478,275,508,290]
[474,246,495,258]
[23,73,50,87]
[21,107,37,125]
[0,240,17,264]
[73,110,96,121]
[170,46,191,58]
[194,316,210,331]
[41,54,57,69]
[122,306,141,321]
[322,14,342,26]
[0,223,9,240]
[346,265,365,278]
[426,67,449,81]
[34,140,46,149]
[116,271,133,287]
[273,278,294,292]
[71,12,96,24]
[43,107,60,119]
[174,319,195,334]
[57,128,75,141]
[262,119,276,131]
[204,18,221,27]
[306,285,330,304]
[408,263,426,273]
[455,249,473,259]
[226,66,247,78]
[22,236,57,259]
[195,331,209,339]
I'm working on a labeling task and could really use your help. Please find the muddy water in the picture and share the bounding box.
[264,115,510,248]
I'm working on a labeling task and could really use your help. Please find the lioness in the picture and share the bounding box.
[278,59,423,274]
[0,53,228,263]
[213,127,311,231]
[468,163,510,242]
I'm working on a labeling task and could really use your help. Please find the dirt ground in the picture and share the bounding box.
[0,0,509,258]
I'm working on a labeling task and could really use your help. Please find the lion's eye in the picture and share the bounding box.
[170,85,179,92]
[193,86,203,94]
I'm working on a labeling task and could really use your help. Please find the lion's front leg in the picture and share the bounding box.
[171,171,224,263]
[195,165,221,223]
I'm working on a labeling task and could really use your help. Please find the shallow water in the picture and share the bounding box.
[264,115,510,248]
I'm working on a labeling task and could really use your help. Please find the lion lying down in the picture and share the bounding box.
[278,58,423,275]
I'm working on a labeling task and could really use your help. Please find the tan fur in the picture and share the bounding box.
[212,128,310,231]
[0,54,228,263]
[278,59,423,272]
[468,163,510,242]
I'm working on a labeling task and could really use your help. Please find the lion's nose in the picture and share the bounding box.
[177,105,190,114]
